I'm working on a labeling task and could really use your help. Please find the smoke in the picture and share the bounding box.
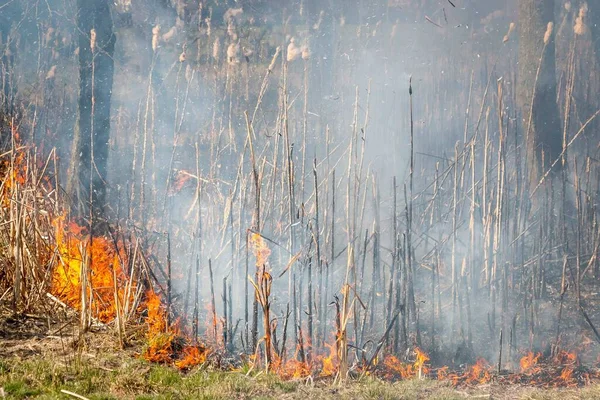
[5,0,600,368]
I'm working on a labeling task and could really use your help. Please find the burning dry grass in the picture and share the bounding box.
[142,289,209,371]
[0,127,145,329]
[3,128,600,393]
[3,346,600,400]
[51,216,132,323]
[0,137,598,387]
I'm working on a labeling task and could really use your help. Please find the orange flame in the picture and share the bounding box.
[142,289,176,363]
[382,348,431,380]
[175,345,208,371]
[249,232,271,266]
[554,350,578,365]
[51,216,132,323]
[467,358,492,384]
[272,356,311,379]
[168,170,195,195]
[320,342,338,377]
[520,351,542,374]
[445,358,492,386]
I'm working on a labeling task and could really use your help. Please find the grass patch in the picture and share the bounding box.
[1,353,599,399]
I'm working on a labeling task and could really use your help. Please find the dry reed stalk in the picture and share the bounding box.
[209,258,217,344]
[250,266,273,371]
[313,158,322,348]
[193,256,200,342]
[450,143,459,343]
[244,111,261,350]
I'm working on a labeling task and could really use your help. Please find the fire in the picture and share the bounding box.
[320,342,338,377]
[415,347,430,376]
[142,289,209,369]
[272,357,311,379]
[554,350,578,365]
[249,232,271,266]
[467,359,492,384]
[437,366,449,380]
[168,170,196,195]
[445,358,492,386]
[146,289,168,333]
[2,150,27,193]
[143,289,176,363]
[520,351,542,373]
[559,366,575,384]
[175,345,208,371]
[382,348,431,380]
[204,301,224,348]
[51,216,132,323]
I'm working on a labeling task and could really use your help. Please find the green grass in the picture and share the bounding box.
[1,354,600,399]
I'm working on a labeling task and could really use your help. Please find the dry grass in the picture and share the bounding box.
[1,329,600,400]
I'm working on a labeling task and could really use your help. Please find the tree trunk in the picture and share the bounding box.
[67,0,115,217]
[0,2,20,117]
[517,0,562,188]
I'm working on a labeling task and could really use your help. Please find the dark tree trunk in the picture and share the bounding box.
[0,2,20,117]
[68,0,116,217]
[517,0,562,187]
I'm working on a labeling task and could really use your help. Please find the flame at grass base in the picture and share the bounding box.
[142,289,209,371]
[51,216,133,323]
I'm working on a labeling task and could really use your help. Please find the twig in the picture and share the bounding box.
[60,390,91,400]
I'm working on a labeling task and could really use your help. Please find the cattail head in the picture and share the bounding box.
[44,27,54,46]
[391,21,398,41]
[227,21,236,39]
[268,47,281,72]
[287,37,301,62]
[301,44,310,60]
[205,17,212,37]
[227,42,240,65]
[503,22,515,43]
[162,25,177,42]
[574,3,588,36]
[174,0,185,19]
[213,37,221,61]
[372,21,381,37]
[90,29,96,52]
[46,65,57,80]
[224,7,243,23]
[565,2,572,12]
[152,25,161,52]
[543,22,553,45]
[243,46,254,60]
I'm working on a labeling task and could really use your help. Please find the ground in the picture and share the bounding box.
[2,324,600,400]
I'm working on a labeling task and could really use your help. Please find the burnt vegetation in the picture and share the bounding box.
[2,0,600,395]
